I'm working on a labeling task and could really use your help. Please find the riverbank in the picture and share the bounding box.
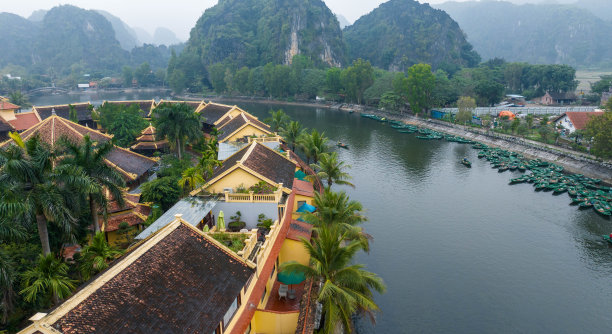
[213,97,612,184]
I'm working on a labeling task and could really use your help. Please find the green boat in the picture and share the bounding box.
[579,200,593,208]
[461,158,471,167]
[498,166,508,172]
[535,183,548,191]
[602,234,612,244]
[594,202,611,216]
[553,186,567,194]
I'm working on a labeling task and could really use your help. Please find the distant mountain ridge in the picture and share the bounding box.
[343,0,480,71]
[436,1,612,68]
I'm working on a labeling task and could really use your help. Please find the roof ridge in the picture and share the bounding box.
[55,116,114,140]
[241,141,258,163]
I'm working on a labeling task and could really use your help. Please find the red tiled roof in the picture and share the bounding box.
[564,111,604,130]
[104,211,146,232]
[292,179,314,197]
[0,100,20,110]
[7,111,41,131]
[286,220,313,241]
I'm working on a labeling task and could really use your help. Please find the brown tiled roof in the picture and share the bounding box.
[292,179,314,197]
[242,142,295,189]
[49,222,254,334]
[0,116,156,181]
[34,103,93,122]
[104,211,146,232]
[130,140,168,151]
[563,111,604,130]
[8,111,41,131]
[0,100,20,110]
[217,112,272,141]
[207,142,295,190]
[102,100,156,117]
[0,117,15,132]
[198,102,234,124]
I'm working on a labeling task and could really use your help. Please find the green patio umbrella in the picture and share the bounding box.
[217,211,225,231]
[278,267,306,299]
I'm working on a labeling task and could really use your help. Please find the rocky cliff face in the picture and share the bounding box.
[181,0,345,68]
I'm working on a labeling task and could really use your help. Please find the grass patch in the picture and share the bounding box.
[211,232,247,253]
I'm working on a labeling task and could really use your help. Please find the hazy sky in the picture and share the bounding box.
[1,0,572,41]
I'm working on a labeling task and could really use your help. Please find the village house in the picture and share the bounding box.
[32,103,96,128]
[0,101,42,139]
[553,111,604,134]
[540,92,578,105]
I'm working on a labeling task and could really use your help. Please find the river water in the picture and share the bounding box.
[31,94,612,333]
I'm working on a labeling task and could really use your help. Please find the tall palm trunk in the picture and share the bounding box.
[176,137,182,160]
[90,197,100,233]
[36,214,51,256]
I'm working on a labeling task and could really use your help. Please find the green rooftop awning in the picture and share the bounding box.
[294,170,307,181]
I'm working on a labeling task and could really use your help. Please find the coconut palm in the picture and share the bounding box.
[0,136,90,255]
[0,250,16,324]
[20,253,76,305]
[59,136,126,234]
[282,225,385,333]
[265,109,290,133]
[178,167,204,193]
[280,121,305,152]
[299,129,328,163]
[197,150,221,180]
[79,232,123,280]
[153,103,202,159]
[308,152,354,188]
[305,188,366,227]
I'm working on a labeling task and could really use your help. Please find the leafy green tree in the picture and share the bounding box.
[265,109,290,133]
[511,118,521,134]
[79,232,123,280]
[153,103,203,159]
[456,96,476,124]
[305,189,366,228]
[0,249,16,324]
[538,124,552,143]
[0,137,86,255]
[134,62,155,87]
[525,114,535,129]
[475,80,505,106]
[378,92,403,111]
[121,66,133,87]
[325,67,343,94]
[308,152,354,188]
[178,167,204,193]
[96,103,148,147]
[141,177,182,211]
[280,121,304,152]
[234,67,251,94]
[68,104,78,123]
[406,63,435,115]
[8,91,30,108]
[584,108,612,159]
[20,254,75,305]
[281,225,385,333]
[341,59,374,104]
[59,135,126,234]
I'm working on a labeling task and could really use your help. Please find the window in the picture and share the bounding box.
[297,200,306,208]
[270,264,276,279]
[223,297,239,328]
[261,286,267,304]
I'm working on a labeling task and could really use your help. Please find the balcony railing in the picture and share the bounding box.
[224,187,283,203]
[247,135,282,144]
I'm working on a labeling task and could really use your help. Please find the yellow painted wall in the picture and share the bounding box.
[225,125,270,142]
[279,239,310,266]
[0,109,16,121]
[105,225,141,246]
[292,194,314,220]
[251,310,299,334]
[206,168,265,194]
[258,267,278,309]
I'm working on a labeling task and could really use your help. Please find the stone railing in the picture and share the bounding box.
[248,135,282,144]
[224,186,283,203]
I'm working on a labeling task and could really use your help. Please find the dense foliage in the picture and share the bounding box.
[344,0,480,71]
[438,1,612,68]
[95,103,148,147]
[584,100,612,159]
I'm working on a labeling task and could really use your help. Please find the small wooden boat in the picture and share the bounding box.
[594,202,611,216]
[461,158,471,167]
[603,234,612,244]
[336,142,349,149]
[553,186,567,194]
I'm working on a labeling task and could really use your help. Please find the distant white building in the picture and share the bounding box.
[553,111,604,134]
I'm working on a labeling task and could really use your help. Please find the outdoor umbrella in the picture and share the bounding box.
[217,211,225,231]
[294,170,307,181]
[278,267,306,299]
[296,202,316,213]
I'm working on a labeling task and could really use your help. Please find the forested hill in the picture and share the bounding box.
[436,1,612,68]
[177,0,345,71]
[0,13,39,68]
[343,0,480,72]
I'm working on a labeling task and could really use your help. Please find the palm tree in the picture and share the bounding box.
[178,167,204,193]
[0,136,88,255]
[265,109,290,133]
[299,129,328,163]
[282,225,385,333]
[280,121,304,152]
[308,152,354,188]
[79,232,123,280]
[59,136,126,234]
[20,253,76,305]
[153,103,202,159]
[306,188,366,227]
[197,150,221,180]
[0,250,16,324]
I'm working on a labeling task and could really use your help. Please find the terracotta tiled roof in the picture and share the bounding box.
[47,222,254,334]
[104,211,146,232]
[198,102,235,124]
[102,100,156,117]
[563,111,604,130]
[207,142,295,190]
[286,220,313,241]
[7,111,41,131]
[292,179,315,197]
[131,124,169,151]
[0,116,156,181]
[0,100,20,110]
[34,103,94,122]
